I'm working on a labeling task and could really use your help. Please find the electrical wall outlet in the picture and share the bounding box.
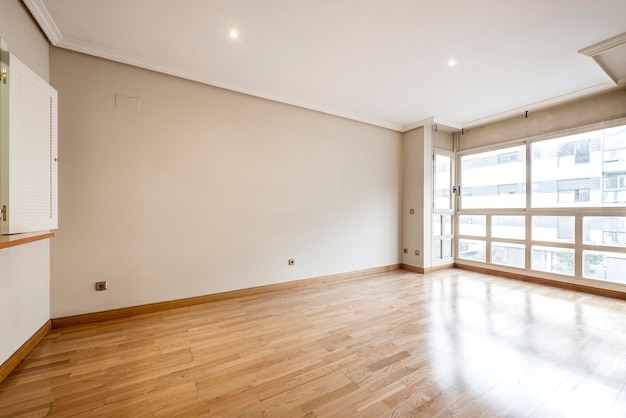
[95,281,107,291]
[288,259,295,266]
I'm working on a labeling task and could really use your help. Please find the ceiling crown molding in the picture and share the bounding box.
[23,0,63,44]
[401,117,462,133]
[578,32,626,56]
[22,1,403,132]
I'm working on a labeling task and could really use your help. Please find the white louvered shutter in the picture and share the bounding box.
[1,52,58,234]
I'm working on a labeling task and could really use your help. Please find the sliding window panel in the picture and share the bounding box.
[460,145,526,209]
[531,125,626,208]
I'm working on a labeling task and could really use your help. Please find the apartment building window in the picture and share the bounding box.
[558,139,590,166]
[557,187,590,203]
[583,217,626,247]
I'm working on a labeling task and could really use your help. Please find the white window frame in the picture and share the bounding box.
[455,118,626,289]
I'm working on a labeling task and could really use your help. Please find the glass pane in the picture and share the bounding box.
[583,217,626,248]
[433,215,442,236]
[434,154,451,210]
[461,145,526,209]
[443,215,452,235]
[531,124,626,208]
[531,246,575,276]
[532,216,575,243]
[443,239,452,258]
[492,242,525,268]
[492,216,525,240]
[459,239,486,262]
[583,250,626,284]
[433,240,441,259]
[459,215,486,237]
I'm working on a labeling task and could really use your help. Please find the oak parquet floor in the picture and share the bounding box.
[1,269,626,417]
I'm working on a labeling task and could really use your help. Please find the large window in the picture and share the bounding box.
[457,123,626,286]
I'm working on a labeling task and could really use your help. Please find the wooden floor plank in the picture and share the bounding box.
[1,269,626,417]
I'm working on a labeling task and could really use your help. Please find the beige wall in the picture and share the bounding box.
[401,126,433,269]
[0,0,50,366]
[50,48,402,317]
[0,0,49,81]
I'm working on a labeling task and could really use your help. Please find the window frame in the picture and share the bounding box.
[455,118,626,287]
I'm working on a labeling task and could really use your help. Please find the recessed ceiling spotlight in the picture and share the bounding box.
[448,59,457,67]
[229,30,239,39]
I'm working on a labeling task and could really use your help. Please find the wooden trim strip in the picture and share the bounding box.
[401,264,424,274]
[456,264,626,301]
[0,320,51,384]
[400,264,454,274]
[424,264,455,274]
[0,231,54,250]
[52,264,401,328]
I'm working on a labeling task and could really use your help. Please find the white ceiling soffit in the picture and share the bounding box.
[579,33,626,87]
[23,0,626,133]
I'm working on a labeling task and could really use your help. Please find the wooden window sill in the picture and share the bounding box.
[0,231,55,250]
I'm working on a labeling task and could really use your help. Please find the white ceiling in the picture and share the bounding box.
[24,0,626,132]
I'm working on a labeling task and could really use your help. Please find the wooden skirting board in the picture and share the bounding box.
[52,264,402,328]
[400,263,454,274]
[456,263,626,301]
[0,320,51,384]
[53,261,623,329]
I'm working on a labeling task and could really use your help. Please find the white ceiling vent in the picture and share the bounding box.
[579,33,626,86]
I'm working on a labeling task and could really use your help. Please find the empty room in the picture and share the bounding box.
[1,0,626,416]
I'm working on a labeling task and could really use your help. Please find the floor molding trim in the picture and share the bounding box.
[400,264,424,274]
[400,264,454,274]
[52,264,401,328]
[456,264,626,301]
[0,320,51,385]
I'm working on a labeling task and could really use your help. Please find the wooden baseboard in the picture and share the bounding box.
[456,264,626,301]
[52,264,401,328]
[400,264,424,274]
[0,320,51,384]
[400,264,454,274]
